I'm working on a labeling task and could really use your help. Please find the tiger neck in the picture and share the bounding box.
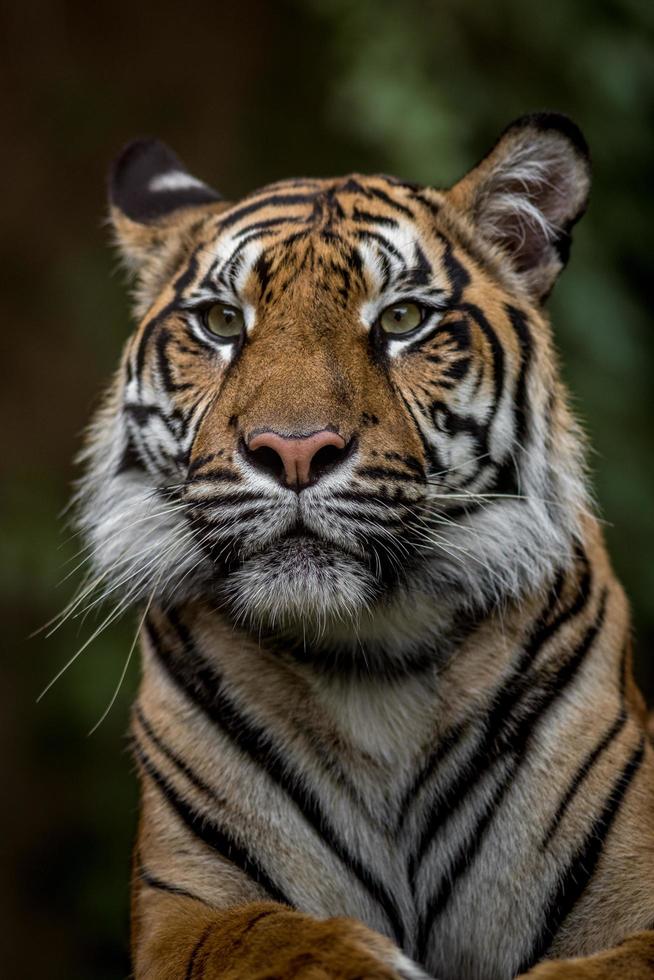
[140,523,623,767]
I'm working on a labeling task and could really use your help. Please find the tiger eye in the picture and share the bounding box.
[379,302,423,335]
[204,304,245,339]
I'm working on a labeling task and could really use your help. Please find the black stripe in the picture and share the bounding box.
[280,633,438,683]
[233,215,305,238]
[415,589,609,962]
[354,228,407,264]
[185,922,216,980]
[186,499,267,518]
[216,193,319,232]
[377,249,392,289]
[184,467,241,484]
[403,564,579,863]
[139,866,211,906]
[439,236,470,304]
[183,490,262,506]
[224,908,283,962]
[187,503,269,525]
[187,452,226,476]
[440,356,471,383]
[408,243,433,287]
[414,758,514,960]
[355,465,425,484]
[506,305,534,450]
[394,719,469,835]
[519,736,645,972]
[134,704,217,799]
[278,228,312,252]
[540,643,629,850]
[147,613,406,945]
[396,388,444,474]
[457,302,505,428]
[383,452,425,474]
[259,178,322,192]
[156,327,194,394]
[366,185,415,218]
[125,419,175,477]
[253,253,273,296]
[351,206,399,228]
[139,692,380,840]
[408,189,441,219]
[116,433,147,474]
[124,401,173,427]
[429,400,487,458]
[217,231,278,288]
[134,246,202,381]
[415,317,471,358]
[134,742,292,906]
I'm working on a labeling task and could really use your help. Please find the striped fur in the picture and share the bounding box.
[73,115,654,978]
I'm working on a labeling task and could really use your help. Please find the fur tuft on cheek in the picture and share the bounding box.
[73,371,212,614]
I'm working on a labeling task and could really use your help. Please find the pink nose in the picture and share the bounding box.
[247,429,347,489]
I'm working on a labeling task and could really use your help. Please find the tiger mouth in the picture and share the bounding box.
[249,520,366,564]
[214,528,385,631]
[218,516,417,599]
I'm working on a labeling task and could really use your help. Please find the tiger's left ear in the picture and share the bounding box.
[448,113,591,301]
[108,138,225,316]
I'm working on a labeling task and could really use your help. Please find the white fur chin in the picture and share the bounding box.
[219,536,378,632]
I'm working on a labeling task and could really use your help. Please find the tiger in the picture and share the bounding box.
[71,113,654,980]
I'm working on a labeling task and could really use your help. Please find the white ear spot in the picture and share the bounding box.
[109,137,222,224]
[148,171,210,194]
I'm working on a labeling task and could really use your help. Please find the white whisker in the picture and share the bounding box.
[87,583,158,736]
[37,590,136,703]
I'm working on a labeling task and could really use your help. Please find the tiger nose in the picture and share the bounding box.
[245,429,348,490]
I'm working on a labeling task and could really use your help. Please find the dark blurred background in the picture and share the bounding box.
[1,1,653,976]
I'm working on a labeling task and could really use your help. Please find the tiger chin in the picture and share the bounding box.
[70,114,654,980]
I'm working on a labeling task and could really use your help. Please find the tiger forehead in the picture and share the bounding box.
[191,174,448,304]
[226,173,440,227]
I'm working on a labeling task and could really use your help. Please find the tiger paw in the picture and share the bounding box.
[516,931,654,979]
[190,903,431,980]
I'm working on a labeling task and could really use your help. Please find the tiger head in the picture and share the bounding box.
[78,114,591,667]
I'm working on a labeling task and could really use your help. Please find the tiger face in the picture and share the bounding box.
[79,114,591,665]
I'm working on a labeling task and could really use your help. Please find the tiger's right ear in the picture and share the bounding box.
[108,139,224,315]
[447,113,590,302]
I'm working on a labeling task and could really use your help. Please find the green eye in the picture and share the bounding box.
[379,302,424,336]
[203,304,245,339]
